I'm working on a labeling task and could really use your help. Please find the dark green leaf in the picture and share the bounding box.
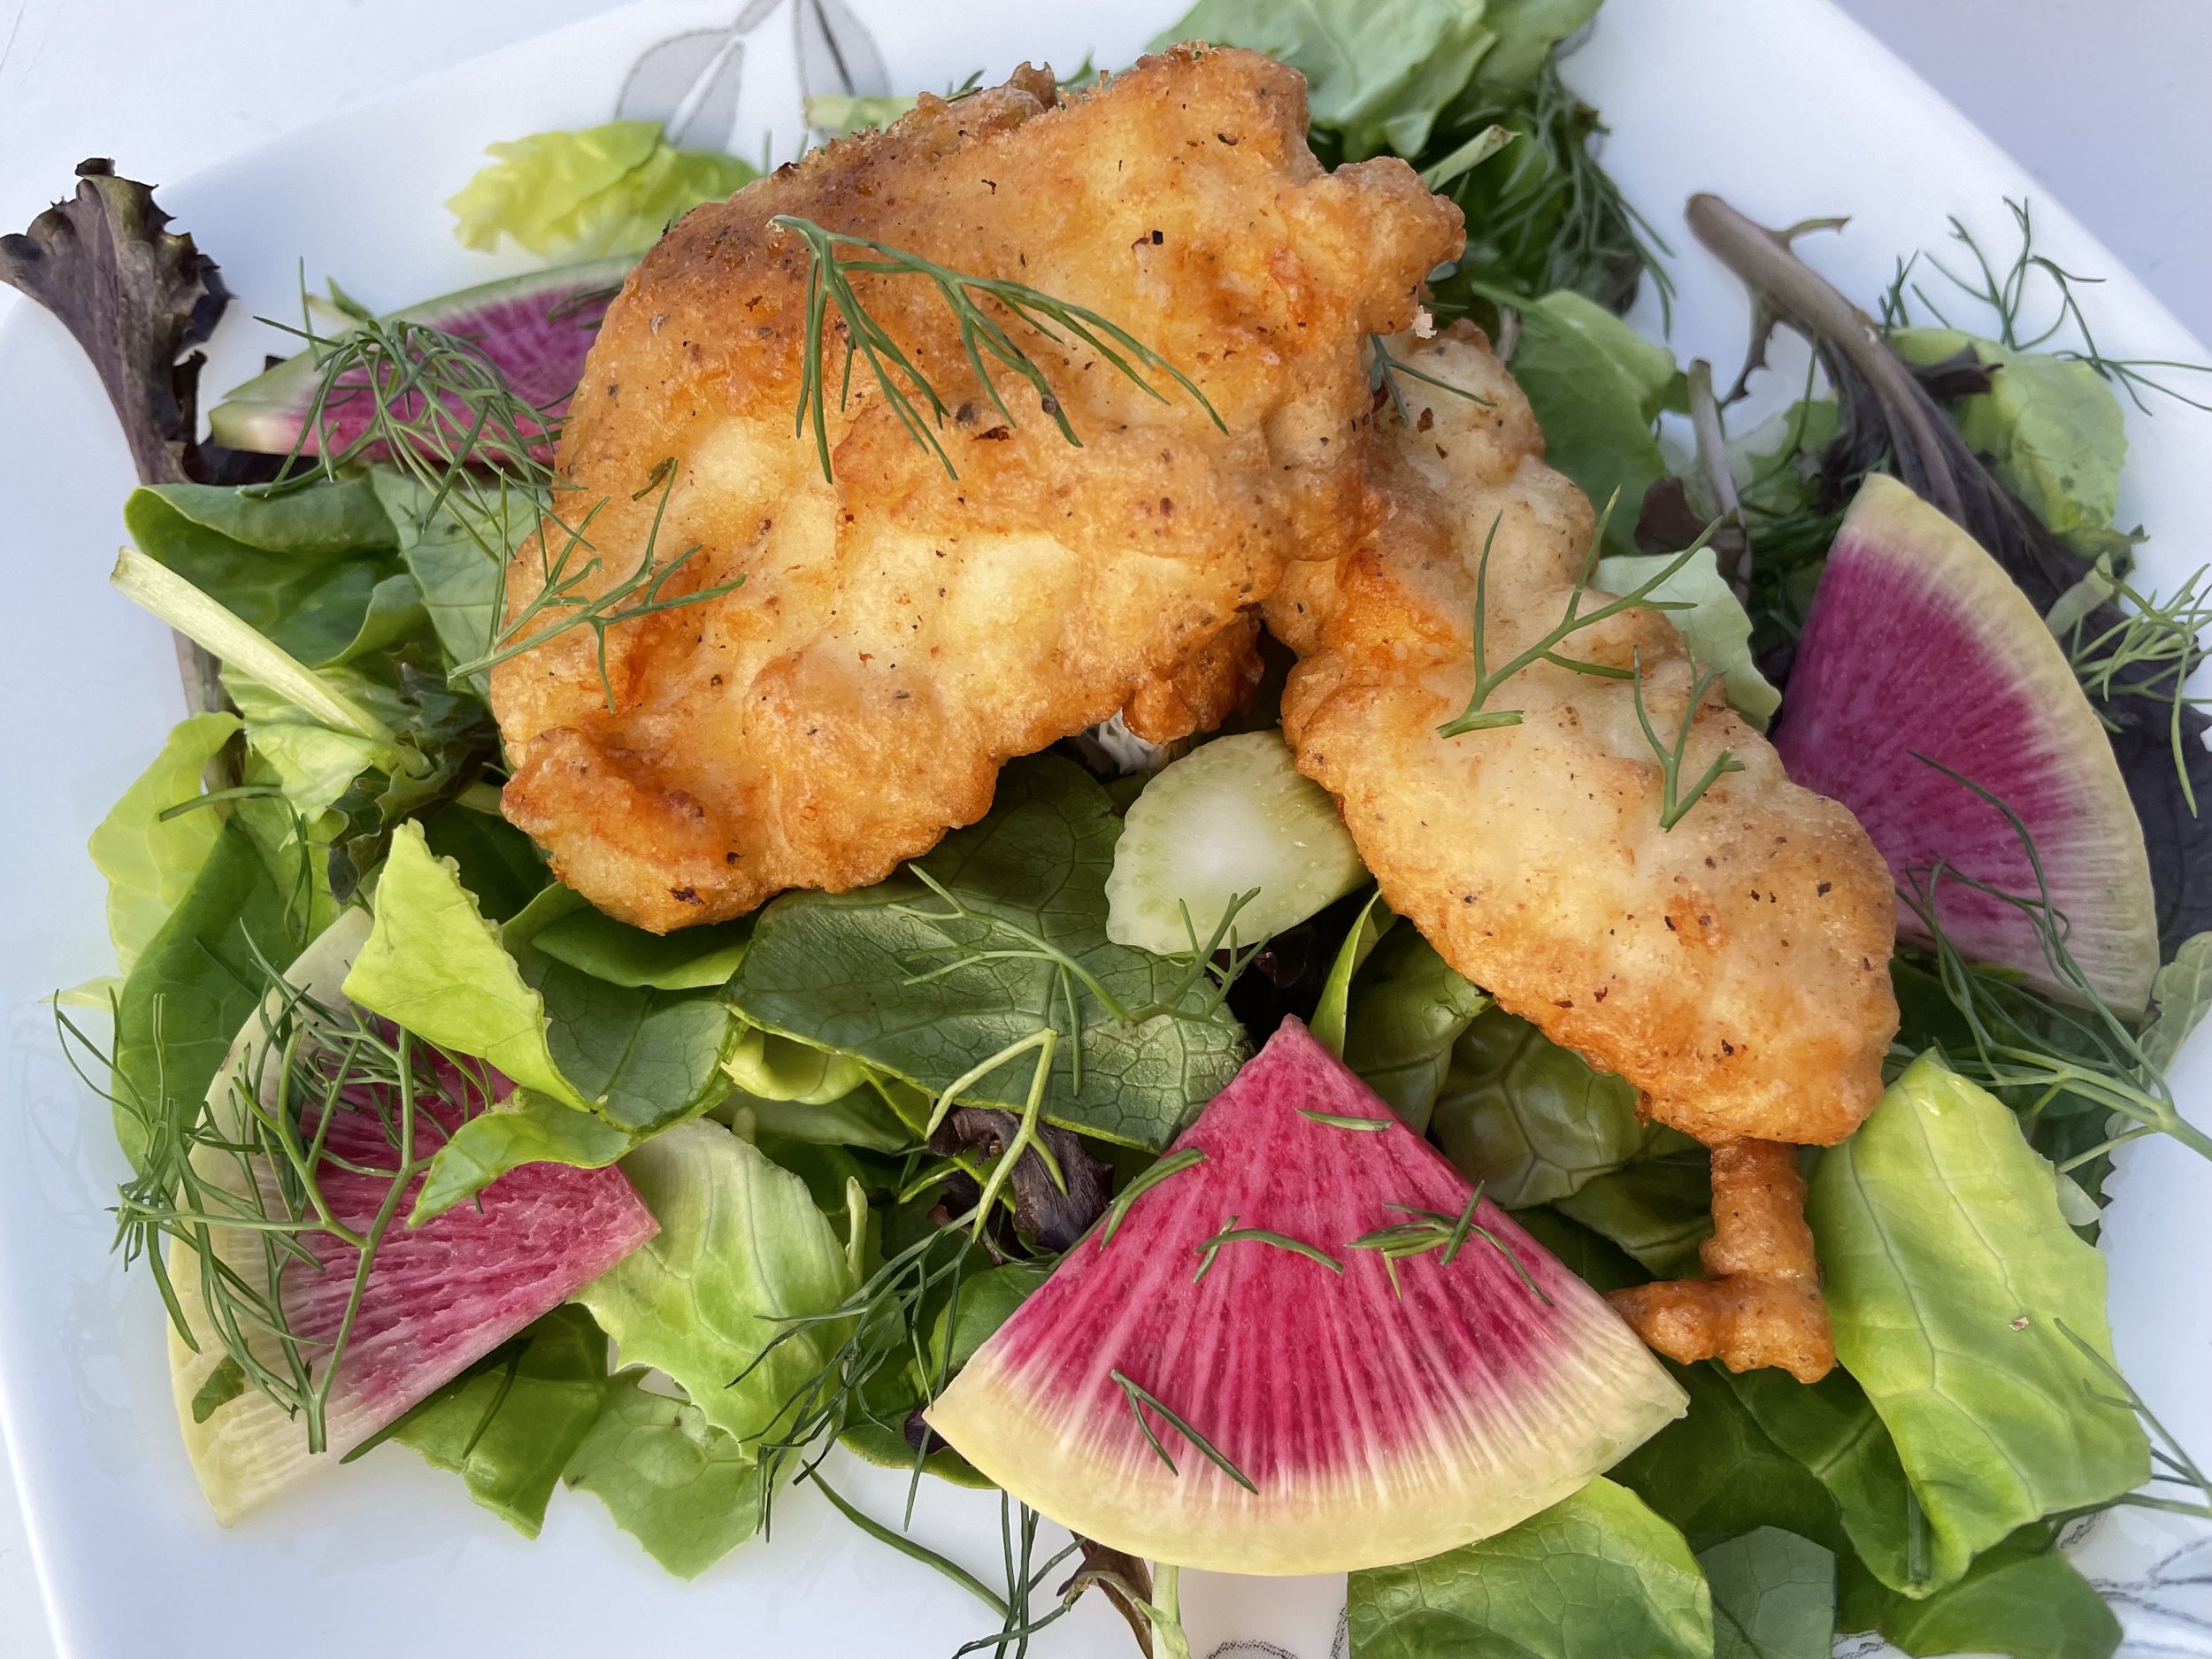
[1510,1205,1645,1293]
[124,480,404,667]
[565,1371,761,1578]
[733,758,1248,1150]
[1698,1528,1834,1659]
[531,903,753,990]
[1550,1147,1712,1276]
[1840,1529,2121,1659]
[1342,926,1488,1132]
[1348,1477,1712,1659]
[529,956,736,1133]
[419,801,546,923]
[1432,1005,1645,1206]
[112,819,301,1169]
[393,1305,610,1539]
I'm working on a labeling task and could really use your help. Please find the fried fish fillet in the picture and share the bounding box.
[1279,326,1899,1149]
[490,48,1462,932]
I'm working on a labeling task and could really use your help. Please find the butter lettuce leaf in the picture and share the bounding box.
[575,1121,857,1448]
[732,757,1248,1150]
[1348,1476,1712,1659]
[565,1371,760,1578]
[88,710,241,974]
[343,819,586,1108]
[447,121,757,260]
[1596,546,1781,728]
[412,1087,641,1224]
[390,1305,609,1539]
[1808,1054,2149,1593]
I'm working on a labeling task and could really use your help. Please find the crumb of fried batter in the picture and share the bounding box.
[1607,1139,1835,1382]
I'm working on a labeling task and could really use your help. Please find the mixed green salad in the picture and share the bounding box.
[7,0,2212,1655]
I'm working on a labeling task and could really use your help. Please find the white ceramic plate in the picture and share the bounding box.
[2,2,2208,1654]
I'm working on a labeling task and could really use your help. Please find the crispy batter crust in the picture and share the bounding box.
[1607,1139,1835,1382]
[490,49,1462,931]
[1279,326,1898,1148]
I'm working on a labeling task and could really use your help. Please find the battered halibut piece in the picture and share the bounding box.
[492,49,1462,932]
[1279,328,1896,1374]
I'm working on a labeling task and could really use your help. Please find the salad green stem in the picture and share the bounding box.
[806,1469,1010,1616]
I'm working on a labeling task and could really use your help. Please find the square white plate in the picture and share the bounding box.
[0,1,2206,1653]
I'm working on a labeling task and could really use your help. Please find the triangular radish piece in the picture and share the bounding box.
[926,1019,1685,1575]
[1774,475,2158,1013]
[169,910,657,1522]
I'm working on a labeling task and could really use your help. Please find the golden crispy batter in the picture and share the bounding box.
[1122,610,1265,744]
[1608,1140,1835,1382]
[1279,325,1898,1148]
[491,49,1462,931]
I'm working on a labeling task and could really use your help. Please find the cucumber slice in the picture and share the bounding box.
[1105,731,1367,955]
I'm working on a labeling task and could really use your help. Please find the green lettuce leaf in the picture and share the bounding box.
[447,121,757,260]
[1596,547,1781,728]
[1551,1147,1713,1275]
[343,819,587,1108]
[1500,290,1682,553]
[1839,1526,2121,1659]
[88,710,241,974]
[111,819,302,1169]
[1431,1005,1645,1206]
[529,902,753,990]
[2139,930,2212,1071]
[1891,329,2130,558]
[533,957,734,1131]
[733,757,1248,1150]
[1156,0,1495,159]
[722,1022,871,1105]
[574,1120,858,1448]
[1611,1361,1851,1558]
[1699,1528,1834,1659]
[1341,926,1489,1133]
[726,1087,913,1153]
[1468,0,1603,95]
[804,93,922,138]
[1808,1054,2149,1592]
[418,802,547,924]
[390,1304,609,1538]
[412,1087,641,1224]
[124,479,407,668]
[368,468,525,693]
[1348,1476,1712,1659]
[565,1371,760,1578]
[1717,1366,1917,1594]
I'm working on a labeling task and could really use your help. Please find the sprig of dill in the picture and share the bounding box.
[2055,1320,2212,1520]
[1094,1148,1208,1249]
[1347,1191,1552,1304]
[1437,508,1708,737]
[1371,334,1494,427]
[1109,1367,1258,1493]
[2058,563,2212,817]
[1629,650,1745,831]
[772,214,1222,484]
[1190,1218,1342,1282]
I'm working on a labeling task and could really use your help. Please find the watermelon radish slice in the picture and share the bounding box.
[924,1019,1686,1575]
[1774,474,2159,1014]
[168,908,657,1523]
[206,255,634,461]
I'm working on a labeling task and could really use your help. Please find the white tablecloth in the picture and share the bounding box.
[1,1,2206,1650]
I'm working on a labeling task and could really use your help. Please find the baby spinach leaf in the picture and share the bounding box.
[1808,1054,2149,1593]
[344,820,588,1110]
[390,1304,609,1539]
[1596,546,1780,728]
[1611,1362,1849,1557]
[1698,1528,1834,1659]
[1156,0,1498,159]
[447,121,756,260]
[531,957,734,1133]
[1348,1477,1712,1659]
[2139,930,2212,1072]
[124,479,405,668]
[1492,289,1681,554]
[1718,1367,1917,1594]
[88,710,241,974]
[733,758,1248,1150]
[1342,926,1488,1132]
[1432,1006,1645,1207]
[1551,1146,1713,1275]
[111,819,300,1170]
[565,1371,761,1578]
[529,904,753,990]
[368,468,517,692]
[1840,1527,2121,1659]
[1510,1205,1645,1293]
[411,1087,641,1224]
[575,1121,857,1450]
